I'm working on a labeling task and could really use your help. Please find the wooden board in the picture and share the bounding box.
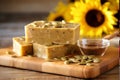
[0,47,119,78]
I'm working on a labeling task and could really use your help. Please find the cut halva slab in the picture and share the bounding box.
[33,43,80,60]
[25,21,80,45]
[13,36,33,56]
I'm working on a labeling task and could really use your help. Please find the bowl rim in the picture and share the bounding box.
[77,38,110,47]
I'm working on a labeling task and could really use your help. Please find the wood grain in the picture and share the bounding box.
[0,46,119,78]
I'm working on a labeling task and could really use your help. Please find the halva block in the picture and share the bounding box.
[13,36,33,56]
[33,43,80,60]
[25,21,80,45]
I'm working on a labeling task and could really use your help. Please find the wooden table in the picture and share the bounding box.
[0,65,119,80]
[0,13,119,80]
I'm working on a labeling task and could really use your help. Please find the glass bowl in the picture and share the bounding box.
[77,39,110,56]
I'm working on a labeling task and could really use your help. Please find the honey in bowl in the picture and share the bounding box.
[77,39,110,56]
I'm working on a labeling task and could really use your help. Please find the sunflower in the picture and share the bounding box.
[47,2,73,22]
[101,0,119,11]
[70,0,118,38]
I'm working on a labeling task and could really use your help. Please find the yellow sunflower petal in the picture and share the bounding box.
[70,0,117,38]
[102,2,110,11]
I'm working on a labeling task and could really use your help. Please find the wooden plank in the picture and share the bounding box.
[0,46,119,78]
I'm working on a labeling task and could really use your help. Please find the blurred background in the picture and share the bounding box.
[0,0,66,48]
[0,0,67,22]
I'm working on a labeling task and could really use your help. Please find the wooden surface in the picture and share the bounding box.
[0,13,119,80]
[0,46,119,79]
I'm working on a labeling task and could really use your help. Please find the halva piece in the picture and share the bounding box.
[33,43,80,60]
[13,36,33,56]
[25,21,80,45]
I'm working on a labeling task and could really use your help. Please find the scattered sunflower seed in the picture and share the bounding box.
[86,63,92,66]
[74,55,81,59]
[68,58,76,63]
[86,59,93,63]
[64,60,71,64]
[59,55,100,66]
[51,22,57,26]
[82,55,88,60]
[75,58,81,62]
[88,55,95,59]
[78,61,86,65]
[61,56,68,61]
[93,58,100,63]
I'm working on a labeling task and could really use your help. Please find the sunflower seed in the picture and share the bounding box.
[82,55,88,60]
[64,60,72,64]
[93,58,100,63]
[86,63,92,66]
[61,56,68,61]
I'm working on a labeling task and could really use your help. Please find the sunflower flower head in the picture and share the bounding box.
[47,1,73,22]
[70,0,118,38]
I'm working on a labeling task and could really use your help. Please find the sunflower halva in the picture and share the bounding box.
[13,21,80,59]
[25,21,80,45]
[33,43,69,60]
[13,36,33,56]
[33,43,80,60]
